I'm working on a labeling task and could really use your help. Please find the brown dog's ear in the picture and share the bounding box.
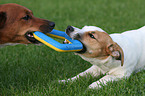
[0,12,7,29]
[106,43,124,66]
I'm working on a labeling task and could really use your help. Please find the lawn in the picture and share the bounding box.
[0,0,145,95]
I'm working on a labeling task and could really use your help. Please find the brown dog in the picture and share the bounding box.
[0,3,55,45]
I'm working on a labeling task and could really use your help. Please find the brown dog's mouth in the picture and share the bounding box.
[25,31,40,44]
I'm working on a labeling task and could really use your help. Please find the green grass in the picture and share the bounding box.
[0,0,145,95]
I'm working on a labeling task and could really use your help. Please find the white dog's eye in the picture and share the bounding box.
[89,33,95,39]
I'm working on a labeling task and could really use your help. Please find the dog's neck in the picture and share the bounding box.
[77,54,121,72]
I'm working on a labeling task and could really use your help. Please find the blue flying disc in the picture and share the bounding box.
[33,29,83,52]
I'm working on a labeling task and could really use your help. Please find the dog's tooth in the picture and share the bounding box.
[30,35,34,37]
[28,34,31,37]
[64,39,67,43]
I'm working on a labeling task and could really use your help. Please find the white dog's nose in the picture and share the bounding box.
[66,26,74,33]
[66,26,82,39]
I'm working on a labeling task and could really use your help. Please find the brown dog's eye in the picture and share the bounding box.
[89,33,95,39]
[22,15,31,20]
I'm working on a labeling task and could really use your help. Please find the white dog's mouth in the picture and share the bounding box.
[76,44,87,53]
[63,39,87,53]
[65,26,87,53]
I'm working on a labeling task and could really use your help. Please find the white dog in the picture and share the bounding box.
[60,25,145,89]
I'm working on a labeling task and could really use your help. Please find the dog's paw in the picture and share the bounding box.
[88,81,102,89]
[58,80,68,83]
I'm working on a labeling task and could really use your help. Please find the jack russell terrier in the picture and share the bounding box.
[60,25,145,89]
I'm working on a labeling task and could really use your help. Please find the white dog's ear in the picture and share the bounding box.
[106,43,124,66]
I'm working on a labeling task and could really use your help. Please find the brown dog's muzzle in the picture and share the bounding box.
[25,20,55,44]
[39,21,55,33]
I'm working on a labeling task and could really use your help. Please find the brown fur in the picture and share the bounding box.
[80,31,113,57]
[79,31,124,66]
[0,3,55,44]
[73,30,124,66]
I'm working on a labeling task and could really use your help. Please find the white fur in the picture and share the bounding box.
[69,26,105,39]
[0,43,42,48]
[60,26,145,89]
[0,43,21,48]
[82,26,105,32]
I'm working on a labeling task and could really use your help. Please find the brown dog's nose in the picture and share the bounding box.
[49,22,55,29]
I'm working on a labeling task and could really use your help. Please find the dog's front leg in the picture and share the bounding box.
[59,65,105,83]
[88,74,124,89]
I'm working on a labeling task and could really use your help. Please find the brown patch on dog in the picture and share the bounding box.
[0,3,55,44]
[106,43,124,66]
[80,31,113,57]
[79,31,124,66]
